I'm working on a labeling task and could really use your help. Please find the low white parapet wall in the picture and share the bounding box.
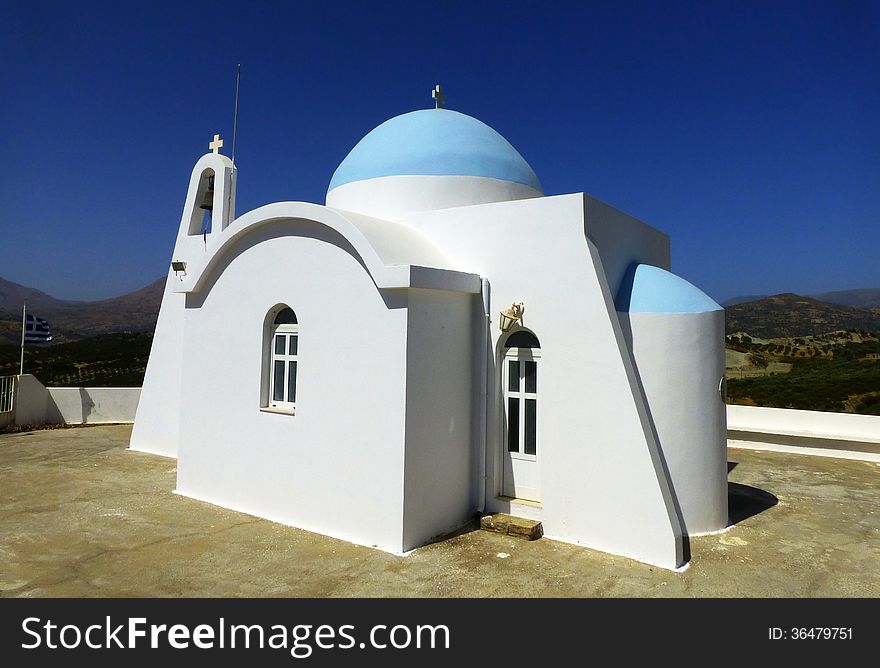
[47,387,141,424]
[4,375,140,426]
[728,404,880,462]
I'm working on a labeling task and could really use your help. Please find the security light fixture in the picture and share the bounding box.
[499,302,524,332]
[171,261,187,276]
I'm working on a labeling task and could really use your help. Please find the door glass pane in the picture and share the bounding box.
[288,361,297,403]
[524,361,536,393]
[508,361,520,392]
[524,399,537,455]
[273,360,285,401]
[507,398,519,452]
[289,335,298,356]
[275,335,285,355]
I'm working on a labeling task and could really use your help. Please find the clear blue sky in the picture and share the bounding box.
[2,1,877,302]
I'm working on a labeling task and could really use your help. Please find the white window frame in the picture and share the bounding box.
[269,323,298,412]
[502,346,540,462]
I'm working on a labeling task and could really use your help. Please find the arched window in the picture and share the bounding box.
[501,329,541,501]
[268,307,298,410]
[504,330,540,349]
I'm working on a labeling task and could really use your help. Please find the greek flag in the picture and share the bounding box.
[24,313,53,344]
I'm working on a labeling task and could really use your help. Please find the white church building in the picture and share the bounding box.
[130,91,727,570]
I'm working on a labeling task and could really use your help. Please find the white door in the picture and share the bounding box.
[502,347,540,501]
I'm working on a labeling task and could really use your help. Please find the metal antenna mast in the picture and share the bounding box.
[232,64,241,165]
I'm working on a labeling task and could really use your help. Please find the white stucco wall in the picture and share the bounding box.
[407,193,687,569]
[128,272,186,456]
[327,175,542,221]
[4,375,138,426]
[583,196,671,299]
[12,375,49,425]
[174,222,411,553]
[46,387,141,424]
[623,310,728,534]
[402,288,476,550]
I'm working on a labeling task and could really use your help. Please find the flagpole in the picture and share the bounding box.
[19,302,26,376]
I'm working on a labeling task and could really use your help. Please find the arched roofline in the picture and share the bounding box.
[172,201,480,296]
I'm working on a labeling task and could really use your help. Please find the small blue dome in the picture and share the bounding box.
[616,264,722,313]
[328,109,543,193]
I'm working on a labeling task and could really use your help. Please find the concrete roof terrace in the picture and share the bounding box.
[1,424,879,597]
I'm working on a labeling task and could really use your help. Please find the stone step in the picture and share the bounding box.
[479,513,543,541]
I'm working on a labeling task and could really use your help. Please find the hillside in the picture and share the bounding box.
[0,276,164,345]
[810,288,880,309]
[0,277,73,313]
[722,294,768,307]
[723,288,880,310]
[725,334,880,415]
[725,293,880,338]
[0,332,152,386]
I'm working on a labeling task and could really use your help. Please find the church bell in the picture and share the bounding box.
[199,175,215,211]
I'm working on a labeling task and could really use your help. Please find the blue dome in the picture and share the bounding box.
[328,109,543,193]
[616,264,722,314]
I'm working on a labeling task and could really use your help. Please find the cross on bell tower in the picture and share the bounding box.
[432,84,445,109]
[209,134,224,154]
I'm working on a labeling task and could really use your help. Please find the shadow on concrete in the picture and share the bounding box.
[419,518,482,549]
[727,461,738,473]
[728,480,778,527]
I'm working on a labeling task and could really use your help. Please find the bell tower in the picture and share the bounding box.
[183,134,236,238]
[129,135,237,458]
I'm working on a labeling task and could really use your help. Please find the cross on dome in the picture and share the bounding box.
[209,134,224,154]
[432,84,445,109]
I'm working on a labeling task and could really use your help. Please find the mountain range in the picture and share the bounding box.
[725,293,880,338]
[723,288,880,309]
[0,276,164,345]
[808,288,880,310]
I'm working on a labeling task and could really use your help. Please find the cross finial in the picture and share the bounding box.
[209,134,224,154]
[432,84,445,109]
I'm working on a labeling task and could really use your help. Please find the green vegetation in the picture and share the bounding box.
[727,339,880,415]
[0,332,152,387]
